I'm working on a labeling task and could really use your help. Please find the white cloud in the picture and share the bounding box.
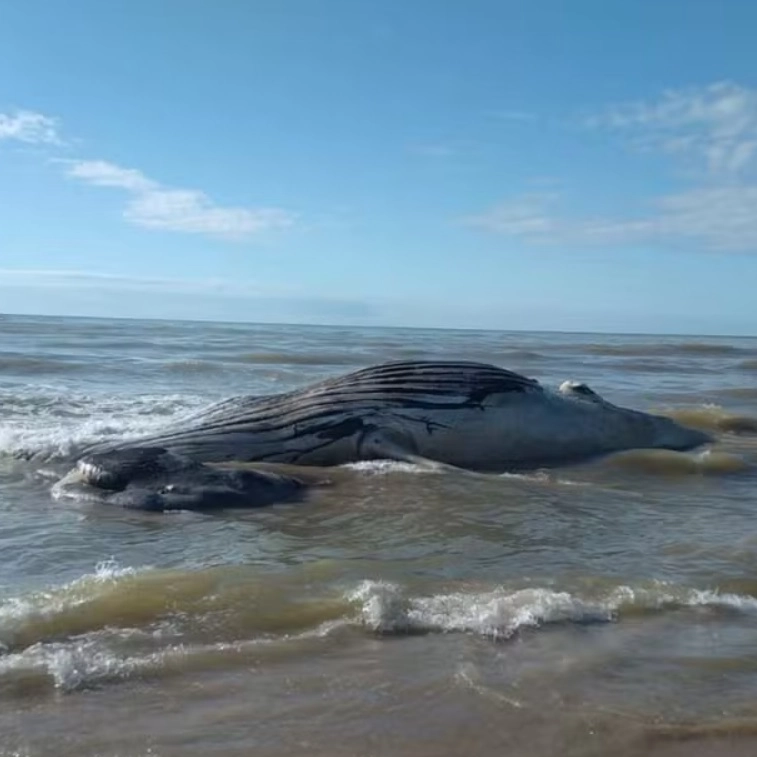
[469,81,757,253]
[63,159,295,240]
[2,109,294,241]
[65,160,155,192]
[586,81,757,177]
[467,185,757,252]
[126,188,292,237]
[0,110,61,145]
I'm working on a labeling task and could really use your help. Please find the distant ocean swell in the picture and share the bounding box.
[713,387,757,401]
[0,355,89,375]
[581,342,756,358]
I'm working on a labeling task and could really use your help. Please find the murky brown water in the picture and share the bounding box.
[1,315,756,756]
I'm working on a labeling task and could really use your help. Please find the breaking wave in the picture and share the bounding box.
[0,390,205,461]
[2,563,757,693]
[348,580,757,638]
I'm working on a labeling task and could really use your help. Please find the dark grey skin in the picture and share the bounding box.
[53,360,713,512]
[53,446,311,512]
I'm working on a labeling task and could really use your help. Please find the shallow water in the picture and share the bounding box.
[1,314,756,756]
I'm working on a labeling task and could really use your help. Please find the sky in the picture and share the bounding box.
[1,0,757,335]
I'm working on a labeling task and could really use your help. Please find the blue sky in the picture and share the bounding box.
[1,0,756,335]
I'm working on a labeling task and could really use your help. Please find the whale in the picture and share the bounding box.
[53,360,713,511]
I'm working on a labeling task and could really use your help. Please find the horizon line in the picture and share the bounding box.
[1,310,753,341]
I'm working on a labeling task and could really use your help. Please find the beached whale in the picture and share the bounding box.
[53,360,712,511]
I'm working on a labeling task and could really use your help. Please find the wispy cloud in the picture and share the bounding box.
[586,81,757,177]
[0,110,61,145]
[0,268,267,295]
[467,186,757,252]
[63,159,295,240]
[467,193,562,238]
[470,81,757,253]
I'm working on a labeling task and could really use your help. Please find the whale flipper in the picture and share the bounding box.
[358,428,464,473]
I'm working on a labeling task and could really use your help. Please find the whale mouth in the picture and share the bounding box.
[652,418,714,452]
[53,447,306,512]
[74,446,186,490]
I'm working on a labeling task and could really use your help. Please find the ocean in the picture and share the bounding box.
[0,313,756,757]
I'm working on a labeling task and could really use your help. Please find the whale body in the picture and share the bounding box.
[54,360,712,511]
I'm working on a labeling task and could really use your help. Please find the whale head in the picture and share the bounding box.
[558,380,713,454]
[636,411,714,452]
[52,446,306,511]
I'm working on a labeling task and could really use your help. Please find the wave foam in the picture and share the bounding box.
[347,582,616,639]
[0,636,137,692]
[4,568,757,692]
[342,460,437,475]
[346,581,757,639]
[0,391,204,461]
[0,624,338,693]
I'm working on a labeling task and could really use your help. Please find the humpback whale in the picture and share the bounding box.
[53,360,712,511]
